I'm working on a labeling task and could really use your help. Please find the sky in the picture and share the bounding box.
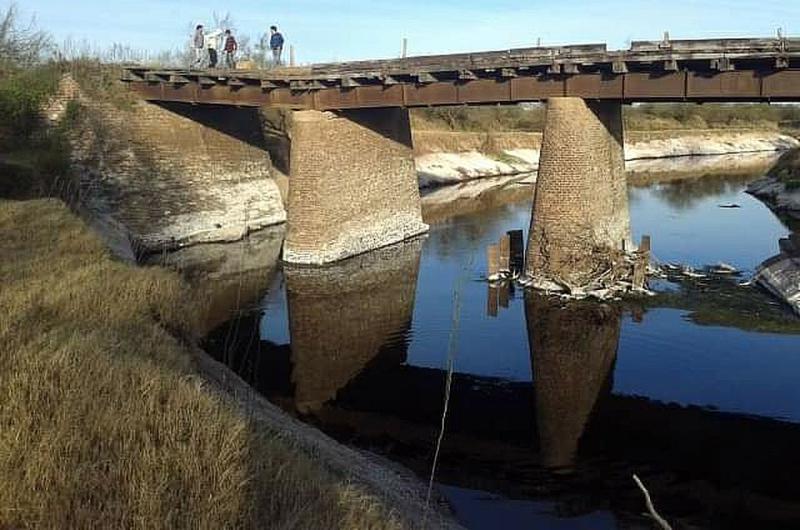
[16,0,800,64]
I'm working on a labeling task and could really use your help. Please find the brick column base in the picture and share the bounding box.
[525,97,631,285]
[283,108,428,265]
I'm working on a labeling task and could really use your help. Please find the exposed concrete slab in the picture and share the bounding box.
[756,236,800,316]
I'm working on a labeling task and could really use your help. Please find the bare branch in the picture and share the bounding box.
[0,2,53,70]
[632,474,673,530]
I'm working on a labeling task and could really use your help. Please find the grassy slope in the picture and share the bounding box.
[0,198,403,529]
[769,148,800,189]
[412,104,800,133]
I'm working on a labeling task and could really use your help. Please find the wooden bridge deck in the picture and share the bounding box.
[122,37,800,109]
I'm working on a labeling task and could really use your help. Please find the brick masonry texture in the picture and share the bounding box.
[282,108,429,264]
[525,295,620,468]
[284,238,423,413]
[46,76,286,255]
[525,97,632,284]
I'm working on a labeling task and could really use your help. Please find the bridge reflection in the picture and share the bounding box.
[284,238,422,413]
[204,240,800,527]
[526,296,620,471]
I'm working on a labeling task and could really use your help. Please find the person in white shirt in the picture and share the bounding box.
[192,25,205,68]
[204,28,223,68]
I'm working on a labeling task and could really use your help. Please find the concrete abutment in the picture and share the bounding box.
[279,108,429,265]
[45,76,287,255]
[525,97,632,285]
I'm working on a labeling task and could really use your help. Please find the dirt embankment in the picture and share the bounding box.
[413,129,799,188]
[0,198,458,529]
[747,148,800,221]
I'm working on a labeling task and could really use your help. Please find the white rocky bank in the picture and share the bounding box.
[416,131,800,187]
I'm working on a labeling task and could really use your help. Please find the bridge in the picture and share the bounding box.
[122,37,800,271]
[123,38,800,107]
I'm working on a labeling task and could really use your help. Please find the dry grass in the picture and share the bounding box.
[0,198,405,529]
[412,104,800,134]
[412,130,541,155]
[769,148,800,189]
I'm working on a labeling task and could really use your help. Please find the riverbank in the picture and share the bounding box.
[748,148,800,222]
[414,129,799,187]
[0,198,454,529]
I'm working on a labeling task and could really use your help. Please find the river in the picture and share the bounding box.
[195,161,800,529]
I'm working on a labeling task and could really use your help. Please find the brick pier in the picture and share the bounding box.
[280,108,429,264]
[525,97,632,285]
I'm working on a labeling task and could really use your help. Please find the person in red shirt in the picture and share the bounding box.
[223,30,238,69]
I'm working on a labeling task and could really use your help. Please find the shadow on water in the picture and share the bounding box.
[284,238,422,414]
[526,297,620,473]
[144,224,285,335]
[631,171,762,211]
[205,260,800,529]
[199,164,800,530]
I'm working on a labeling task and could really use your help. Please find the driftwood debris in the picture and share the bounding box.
[487,231,657,301]
[632,474,673,530]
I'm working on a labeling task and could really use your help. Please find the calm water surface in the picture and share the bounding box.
[204,170,800,529]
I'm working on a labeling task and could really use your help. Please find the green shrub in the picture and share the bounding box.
[0,64,60,140]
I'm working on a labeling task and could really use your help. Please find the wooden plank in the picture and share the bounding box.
[507,230,525,275]
[498,283,510,309]
[315,88,360,109]
[403,82,459,106]
[687,70,762,99]
[624,72,685,99]
[762,70,800,98]
[487,285,499,317]
[457,79,511,104]
[565,74,624,99]
[268,88,314,108]
[510,76,564,100]
[487,244,500,279]
[632,235,651,290]
[499,235,511,272]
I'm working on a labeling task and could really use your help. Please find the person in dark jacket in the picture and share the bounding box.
[204,28,223,68]
[269,25,284,66]
[223,30,238,69]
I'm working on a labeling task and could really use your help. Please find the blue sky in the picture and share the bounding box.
[17,0,800,64]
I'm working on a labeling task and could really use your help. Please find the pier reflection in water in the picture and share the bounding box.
[285,239,422,414]
[144,225,285,334]
[526,297,620,472]
[204,168,800,529]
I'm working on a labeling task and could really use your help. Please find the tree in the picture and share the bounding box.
[0,3,52,72]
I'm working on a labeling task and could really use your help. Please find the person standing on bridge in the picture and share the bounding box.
[223,30,238,69]
[192,25,205,68]
[269,25,284,66]
[204,28,223,68]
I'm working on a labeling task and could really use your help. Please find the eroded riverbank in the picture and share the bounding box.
[415,129,798,187]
